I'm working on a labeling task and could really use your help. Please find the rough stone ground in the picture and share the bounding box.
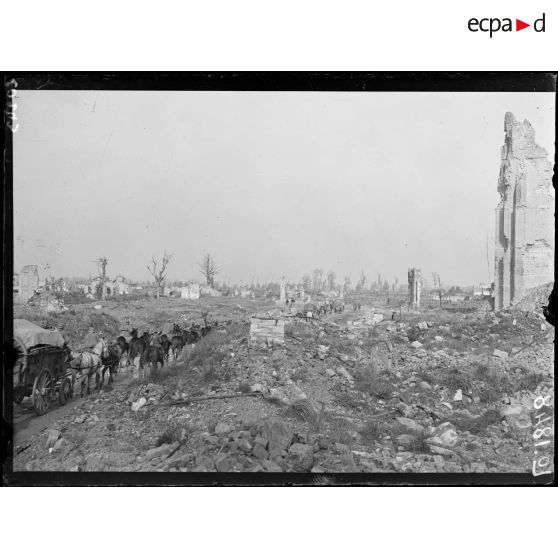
[12,294,555,474]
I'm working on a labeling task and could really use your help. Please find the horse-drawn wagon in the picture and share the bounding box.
[12,319,73,415]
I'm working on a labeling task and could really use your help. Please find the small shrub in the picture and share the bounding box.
[333,391,365,411]
[359,420,385,445]
[437,368,473,393]
[478,387,502,404]
[515,372,545,392]
[475,364,490,378]
[354,366,393,400]
[202,366,218,383]
[329,419,355,445]
[445,409,501,434]
[286,400,327,432]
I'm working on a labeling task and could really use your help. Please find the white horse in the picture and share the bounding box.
[69,339,121,397]
[69,349,102,397]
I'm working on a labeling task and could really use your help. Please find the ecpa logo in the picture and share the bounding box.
[468,13,546,37]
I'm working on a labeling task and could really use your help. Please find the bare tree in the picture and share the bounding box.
[312,269,323,293]
[356,270,367,292]
[147,251,173,299]
[327,271,336,291]
[432,272,443,308]
[96,257,108,300]
[199,253,218,288]
[343,274,352,293]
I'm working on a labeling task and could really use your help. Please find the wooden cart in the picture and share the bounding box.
[13,320,73,416]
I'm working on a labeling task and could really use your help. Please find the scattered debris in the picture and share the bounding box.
[13,287,554,474]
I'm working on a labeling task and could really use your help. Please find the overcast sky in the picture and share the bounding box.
[13,90,555,287]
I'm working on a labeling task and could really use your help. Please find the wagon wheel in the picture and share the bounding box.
[32,368,52,416]
[58,376,73,406]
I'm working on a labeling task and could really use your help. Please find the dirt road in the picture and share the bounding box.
[13,366,132,448]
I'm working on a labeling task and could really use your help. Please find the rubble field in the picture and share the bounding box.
[12,291,555,474]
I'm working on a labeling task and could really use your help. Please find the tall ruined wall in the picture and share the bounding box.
[494,112,554,310]
[408,268,421,308]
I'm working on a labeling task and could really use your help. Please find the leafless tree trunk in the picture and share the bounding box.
[97,257,108,300]
[356,270,367,292]
[343,274,352,293]
[147,251,173,299]
[312,269,323,293]
[327,271,336,291]
[432,272,443,308]
[199,253,218,288]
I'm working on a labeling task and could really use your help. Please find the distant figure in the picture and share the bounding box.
[357,302,361,311]
[83,327,99,349]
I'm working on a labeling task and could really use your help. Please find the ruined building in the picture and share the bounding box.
[16,265,39,304]
[408,268,422,308]
[494,112,555,310]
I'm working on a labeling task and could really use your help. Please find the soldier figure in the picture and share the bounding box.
[83,326,99,348]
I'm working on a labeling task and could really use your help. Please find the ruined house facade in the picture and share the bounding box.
[494,112,554,310]
[15,265,40,304]
[181,283,201,300]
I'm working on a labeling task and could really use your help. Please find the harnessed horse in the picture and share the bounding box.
[97,339,122,387]
[69,348,102,397]
[69,339,121,397]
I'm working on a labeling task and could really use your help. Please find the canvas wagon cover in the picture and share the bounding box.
[14,319,66,349]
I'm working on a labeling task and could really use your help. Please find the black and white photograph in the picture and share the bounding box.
[4,73,556,483]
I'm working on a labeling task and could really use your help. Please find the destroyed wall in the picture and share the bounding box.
[181,284,201,300]
[408,268,421,307]
[494,112,555,310]
[16,265,39,304]
[250,317,285,347]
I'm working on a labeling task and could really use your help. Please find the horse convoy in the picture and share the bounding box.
[12,319,120,416]
[12,318,215,417]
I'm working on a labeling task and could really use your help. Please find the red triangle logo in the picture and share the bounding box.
[516,19,530,31]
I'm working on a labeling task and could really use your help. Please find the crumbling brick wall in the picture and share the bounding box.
[494,112,555,310]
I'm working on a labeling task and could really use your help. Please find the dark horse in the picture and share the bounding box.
[115,335,129,366]
[160,334,171,360]
[129,329,148,369]
[171,335,184,360]
[99,341,122,387]
[183,329,200,345]
[143,346,164,376]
